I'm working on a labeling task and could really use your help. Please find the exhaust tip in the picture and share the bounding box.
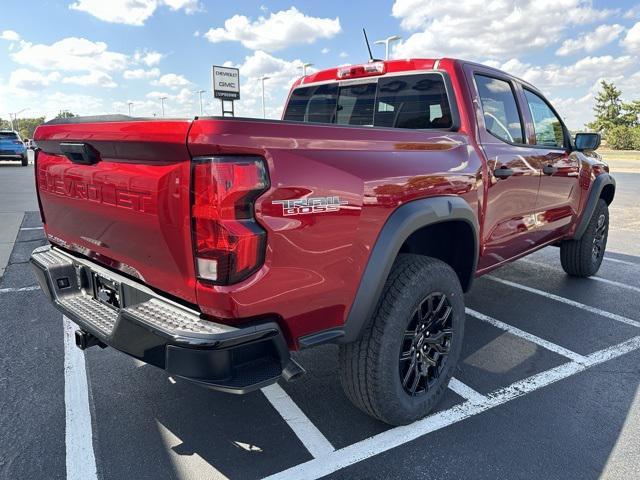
[282,358,306,382]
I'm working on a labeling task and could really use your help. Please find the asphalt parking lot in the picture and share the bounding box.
[1,162,639,480]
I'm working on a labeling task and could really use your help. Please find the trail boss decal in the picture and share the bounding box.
[272,196,348,216]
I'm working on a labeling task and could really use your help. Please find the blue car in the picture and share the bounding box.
[0,130,28,166]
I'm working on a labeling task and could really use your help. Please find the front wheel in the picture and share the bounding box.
[338,254,465,426]
[560,199,609,277]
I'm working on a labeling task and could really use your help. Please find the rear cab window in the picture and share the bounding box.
[0,132,20,140]
[283,73,453,130]
[474,74,524,144]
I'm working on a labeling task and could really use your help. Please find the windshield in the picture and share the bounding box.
[0,132,20,141]
[283,73,452,129]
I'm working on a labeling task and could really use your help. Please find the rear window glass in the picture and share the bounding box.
[283,73,452,129]
[0,132,19,140]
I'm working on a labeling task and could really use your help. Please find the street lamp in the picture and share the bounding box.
[197,90,206,116]
[260,76,270,119]
[373,34,402,60]
[160,96,167,117]
[300,62,314,76]
[127,102,133,116]
[9,108,29,132]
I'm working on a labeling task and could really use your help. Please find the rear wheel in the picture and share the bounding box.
[560,198,609,277]
[338,254,465,426]
[21,154,28,166]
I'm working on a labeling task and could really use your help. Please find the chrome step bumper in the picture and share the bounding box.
[30,245,291,393]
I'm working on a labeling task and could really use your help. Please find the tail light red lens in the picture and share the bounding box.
[191,156,269,284]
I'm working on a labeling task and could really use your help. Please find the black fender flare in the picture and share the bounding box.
[340,196,479,344]
[572,173,616,240]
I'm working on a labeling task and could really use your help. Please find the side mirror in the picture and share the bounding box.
[574,132,600,151]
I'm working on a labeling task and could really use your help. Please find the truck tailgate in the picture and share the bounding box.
[34,119,197,304]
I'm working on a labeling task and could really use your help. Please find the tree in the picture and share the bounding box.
[16,117,46,139]
[587,80,625,132]
[55,110,77,119]
[622,100,640,128]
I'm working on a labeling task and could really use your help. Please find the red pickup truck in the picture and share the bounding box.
[30,58,614,426]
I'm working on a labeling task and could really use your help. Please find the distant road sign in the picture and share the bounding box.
[212,66,240,100]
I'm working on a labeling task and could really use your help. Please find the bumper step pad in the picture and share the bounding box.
[30,245,290,393]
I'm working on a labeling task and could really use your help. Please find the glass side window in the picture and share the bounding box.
[282,73,452,129]
[474,74,524,144]
[524,89,565,148]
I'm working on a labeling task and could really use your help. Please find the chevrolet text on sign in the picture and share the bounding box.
[212,66,240,100]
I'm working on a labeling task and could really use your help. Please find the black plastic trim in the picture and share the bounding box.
[572,173,616,240]
[298,328,345,348]
[341,196,479,343]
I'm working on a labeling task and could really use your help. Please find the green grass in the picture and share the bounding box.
[599,149,640,161]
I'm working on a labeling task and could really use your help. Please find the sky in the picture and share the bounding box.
[1,0,639,129]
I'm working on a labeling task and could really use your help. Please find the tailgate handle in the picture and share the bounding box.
[59,142,101,165]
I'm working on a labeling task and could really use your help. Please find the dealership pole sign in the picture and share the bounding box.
[212,66,240,116]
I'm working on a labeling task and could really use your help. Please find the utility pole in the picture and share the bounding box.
[160,96,167,117]
[127,102,133,116]
[197,90,206,116]
[260,76,270,119]
[300,62,314,76]
[373,34,402,60]
[9,108,28,132]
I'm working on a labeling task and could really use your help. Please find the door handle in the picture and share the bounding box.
[494,166,514,179]
[542,164,558,176]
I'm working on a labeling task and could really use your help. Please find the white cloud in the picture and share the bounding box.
[152,73,191,89]
[9,69,61,91]
[498,55,635,89]
[622,21,640,52]
[556,24,625,55]
[134,49,163,67]
[221,50,308,119]
[204,7,341,52]
[123,68,160,79]
[62,71,117,88]
[321,48,330,54]
[339,51,348,58]
[11,37,128,72]
[392,0,614,60]
[43,92,104,118]
[1,30,20,42]
[69,0,200,26]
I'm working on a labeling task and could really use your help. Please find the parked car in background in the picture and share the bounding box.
[0,131,28,166]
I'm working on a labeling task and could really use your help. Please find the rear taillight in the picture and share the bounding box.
[191,156,269,285]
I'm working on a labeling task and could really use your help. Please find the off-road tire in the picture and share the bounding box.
[560,199,609,277]
[21,154,28,166]
[338,254,465,426]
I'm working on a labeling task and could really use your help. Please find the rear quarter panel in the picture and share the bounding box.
[188,118,482,345]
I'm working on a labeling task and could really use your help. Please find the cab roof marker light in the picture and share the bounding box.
[337,62,386,79]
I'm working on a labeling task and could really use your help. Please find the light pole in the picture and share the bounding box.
[260,76,270,119]
[160,96,167,117]
[373,34,402,60]
[300,62,314,76]
[197,90,206,116]
[9,108,28,132]
[127,102,133,116]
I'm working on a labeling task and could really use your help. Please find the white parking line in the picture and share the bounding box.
[264,336,640,480]
[448,377,487,404]
[20,226,44,231]
[518,258,640,294]
[262,383,335,458]
[604,256,639,267]
[466,308,588,363]
[486,276,640,329]
[0,285,41,294]
[63,316,98,480]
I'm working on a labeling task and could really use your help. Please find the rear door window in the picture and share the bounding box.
[474,74,524,144]
[283,73,453,129]
[0,132,19,140]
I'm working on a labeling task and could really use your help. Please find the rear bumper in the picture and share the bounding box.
[30,245,292,393]
[0,153,25,159]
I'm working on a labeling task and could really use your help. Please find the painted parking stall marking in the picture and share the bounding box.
[0,285,40,294]
[486,276,640,329]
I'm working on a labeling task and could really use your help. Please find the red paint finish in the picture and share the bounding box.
[33,59,609,348]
